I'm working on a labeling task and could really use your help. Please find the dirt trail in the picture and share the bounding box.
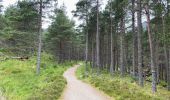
[0,91,5,100]
[0,96,5,100]
[60,64,113,100]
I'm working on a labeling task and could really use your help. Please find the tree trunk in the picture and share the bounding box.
[162,14,170,91]
[107,29,110,71]
[132,0,137,76]
[92,41,95,70]
[120,18,125,76]
[85,7,89,75]
[137,0,144,87]
[155,42,159,83]
[36,0,43,75]
[145,3,157,93]
[96,0,100,73]
[124,38,129,73]
[110,0,114,75]
[168,49,170,91]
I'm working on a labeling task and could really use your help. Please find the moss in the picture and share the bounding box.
[76,63,170,100]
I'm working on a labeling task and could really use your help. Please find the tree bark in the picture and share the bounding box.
[162,14,170,91]
[132,0,137,76]
[36,0,43,75]
[168,49,170,91]
[155,42,159,83]
[92,40,95,71]
[96,0,100,73]
[110,0,114,75]
[120,18,125,76]
[145,3,157,93]
[137,0,144,87]
[85,3,89,75]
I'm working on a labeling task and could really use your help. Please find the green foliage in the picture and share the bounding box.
[76,64,170,100]
[0,15,7,30]
[47,8,75,42]
[0,1,39,56]
[73,0,92,20]
[46,7,84,61]
[0,53,75,100]
[5,1,38,31]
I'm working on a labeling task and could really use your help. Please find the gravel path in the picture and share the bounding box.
[60,64,113,100]
[0,97,5,100]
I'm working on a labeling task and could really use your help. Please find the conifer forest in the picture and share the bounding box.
[0,0,170,100]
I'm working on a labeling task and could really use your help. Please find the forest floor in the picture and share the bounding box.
[60,64,113,100]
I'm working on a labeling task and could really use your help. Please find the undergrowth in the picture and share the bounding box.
[0,53,75,100]
[76,63,170,100]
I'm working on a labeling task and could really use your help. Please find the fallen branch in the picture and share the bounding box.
[10,56,29,60]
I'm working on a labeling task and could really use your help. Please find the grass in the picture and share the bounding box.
[76,63,170,100]
[0,53,75,100]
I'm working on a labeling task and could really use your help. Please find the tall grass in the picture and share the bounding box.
[76,63,170,100]
[0,53,75,100]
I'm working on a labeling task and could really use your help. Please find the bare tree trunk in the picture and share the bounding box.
[92,41,95,72]
[137,0,144,87]
[110,0,114,75]
[132,0,137,76]
[161,14,170,91]
[168,49,170,91]
[115,24,118,72]
[155,42,159,83]
[124,38,129,73]
[107,29,110,71]
[96,0,100,73]
[120,18,125,76]
[154,0,161,84]
[36,0,42,75]
[85,4,89,75]
[145,3,157,93]
[166,0,170,91]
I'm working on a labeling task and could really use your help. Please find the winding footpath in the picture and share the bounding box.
[0,95,5,100]
[60,64,113,100]
[0,91,5,100]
